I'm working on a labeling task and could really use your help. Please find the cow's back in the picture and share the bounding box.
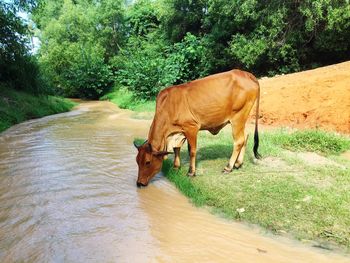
[149,69,259,150]
[153,70,259,130]
[183,70,259,129]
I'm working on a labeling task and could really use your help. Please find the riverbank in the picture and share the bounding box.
[100,87,155,120]
[0,86,76,133]
[162,129,350,251]
[131,113,350,250]
[102,62,350,251]
[130,105,350,250]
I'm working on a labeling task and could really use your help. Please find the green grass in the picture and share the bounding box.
[161,128,350,251]
[0,85,76,133]
[100,87,155,118]
[270,129,350,155]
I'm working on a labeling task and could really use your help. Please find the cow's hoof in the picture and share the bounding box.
[234,164,242,169]
[222,167,233,174]
[173,166,180,170]
[187,171,196,177]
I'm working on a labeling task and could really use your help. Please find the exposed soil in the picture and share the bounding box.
[342,151,350,161]
[254,61,350,134]
[285,151,344,168]
[258,156,288,169]
[295,152,343,167]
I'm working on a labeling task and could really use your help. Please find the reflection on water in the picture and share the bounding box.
[0,101,348,262]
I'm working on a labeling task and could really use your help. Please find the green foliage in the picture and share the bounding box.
[112,32,209,100]
[0,2,48,94]
[126,0,159,36]
[61,45,113,99]
[9,0,350,100]
[166,33,210,84]
[160,0,350,75]
[100,86,138,109]
[160,0,207,42]
[112,35,167,100]
[100,86,156,113]
[33,0,123,99]
[0,1,68,131]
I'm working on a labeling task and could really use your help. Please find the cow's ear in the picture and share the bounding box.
[153,151,173,157]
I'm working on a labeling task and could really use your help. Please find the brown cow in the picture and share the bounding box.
[134,69,260,187]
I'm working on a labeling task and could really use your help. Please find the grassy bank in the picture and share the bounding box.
[161,128,350,250]
[100,87,155,118]
[110,85,350,250]
[0,86,76,133]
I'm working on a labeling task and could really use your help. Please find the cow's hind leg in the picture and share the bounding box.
[235,133,249,168]
[223,105,253,173]
[173,147,181,169]
[223,122,246,173]
[185,129,198,177]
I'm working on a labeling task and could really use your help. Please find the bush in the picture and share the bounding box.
[112,33,210,100]
[112,35,167,100]
[62,48,114,99]
[165,33,210,84]
[33,0,122,99]
[40,43,114,99]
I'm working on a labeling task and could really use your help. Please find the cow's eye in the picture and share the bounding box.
[145,161,151,166]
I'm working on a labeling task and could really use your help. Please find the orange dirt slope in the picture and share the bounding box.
[255,61,350,134]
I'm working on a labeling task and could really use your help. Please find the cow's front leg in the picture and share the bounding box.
[173,147,181,169]
[185,130,198,177]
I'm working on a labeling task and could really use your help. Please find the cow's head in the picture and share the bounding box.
[134,141,169,187]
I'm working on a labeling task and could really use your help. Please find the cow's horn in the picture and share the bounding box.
[133,141,140,149]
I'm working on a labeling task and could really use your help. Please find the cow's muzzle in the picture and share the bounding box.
[137,181,148,188]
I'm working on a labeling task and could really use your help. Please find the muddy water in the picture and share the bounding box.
[0,101,348,262]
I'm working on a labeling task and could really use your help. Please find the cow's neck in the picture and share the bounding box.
[148,116,169,152]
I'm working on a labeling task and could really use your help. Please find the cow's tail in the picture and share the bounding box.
[253,82,261,159]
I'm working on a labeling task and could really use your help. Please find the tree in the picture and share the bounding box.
[160,0,207,42]
[33,0,125,98]
[30,0,350,99]
[170,0,350,75]
[0,1,44,93]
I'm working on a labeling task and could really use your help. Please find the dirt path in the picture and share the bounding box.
[255,61,350,134]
